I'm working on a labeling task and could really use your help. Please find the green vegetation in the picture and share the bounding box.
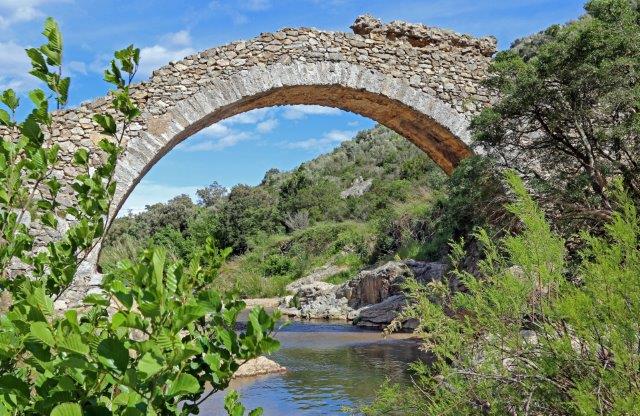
[4,0,637,413]
[0,19,276,415]
[101,126,462,297]
[364,175,640,415]
[472,0,640,230]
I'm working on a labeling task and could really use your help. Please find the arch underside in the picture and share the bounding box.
[172,85,473,175]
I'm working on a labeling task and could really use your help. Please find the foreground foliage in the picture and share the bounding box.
[365,173,640,415]
[0,19,277,415]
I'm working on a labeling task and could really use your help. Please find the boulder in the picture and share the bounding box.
[279,260,447,329]
[404,259,447,284]
[337,261,412,309]
[340,176,373,198]
[354,294,406,328]
[280,281,351,320]
[234,356,286,378]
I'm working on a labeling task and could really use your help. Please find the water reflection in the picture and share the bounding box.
[202,320,427,415]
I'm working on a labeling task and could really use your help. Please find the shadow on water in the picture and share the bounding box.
[201,320,429,415]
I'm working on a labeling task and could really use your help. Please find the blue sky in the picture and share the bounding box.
[0,0,586,213]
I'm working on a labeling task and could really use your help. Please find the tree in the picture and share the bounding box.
[145,194,197,234]
[218,184,280,253]
[472,0,640,228]
[196,181,227,208]
[0,18,277,415]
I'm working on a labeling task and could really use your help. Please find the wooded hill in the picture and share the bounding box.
[100,125,498,297]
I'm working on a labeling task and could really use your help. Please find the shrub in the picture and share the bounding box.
[366,173,640,415]
[262,253,294,277]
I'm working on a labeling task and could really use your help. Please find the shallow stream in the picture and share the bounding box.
[202,319,425,415]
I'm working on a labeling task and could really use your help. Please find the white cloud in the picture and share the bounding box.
[200,123,231,137]
[0,41,35,91]
[282,105,342,120]
[119,180,200,215]
[283,129,356,151]
[0,0,71,29]
[0,0,42,28]
[224,108,273,125]
[161,30,192,47]
[180,131,252,152]
[138,44,196,78]
[256,118,278,133]
[175,108,277,152]
[90,29,196,79]
[67,60,87,75]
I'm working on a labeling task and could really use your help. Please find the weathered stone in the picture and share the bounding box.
[280,260,446,329]
[340,176,373,198]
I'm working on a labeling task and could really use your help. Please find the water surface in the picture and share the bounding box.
[202,319,426,415]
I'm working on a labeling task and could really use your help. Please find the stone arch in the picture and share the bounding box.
[1,15,497,305]
[111,61,474,220]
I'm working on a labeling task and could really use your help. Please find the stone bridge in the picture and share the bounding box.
[4,15,497,306]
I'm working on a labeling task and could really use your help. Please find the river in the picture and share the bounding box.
[201,319,426,415]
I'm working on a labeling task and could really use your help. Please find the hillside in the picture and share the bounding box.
[100,125,495,297]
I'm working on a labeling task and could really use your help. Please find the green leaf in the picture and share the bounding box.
[57,76,70,106]
[26,48,48,77]
[0,375,30,398]
[1,88,19,111]
[83,293,109,306]
[58,334,89,355]
[73,148,89,165]
[137,353,163,379]
[50,402,82,416]
[42,212,58,228]
[0,109,10,126]
[152,249,165,293]
[21,116,44,145]
[92,114,117,135]
[28,88,47,107]
[167,373,200,396]
[217,328,234,353]
[258,338,280,354]
[197,289,221,313]
[97,338,129,374]
[41,17,63,67]
[203,353,221,371]
[30,321,55,347]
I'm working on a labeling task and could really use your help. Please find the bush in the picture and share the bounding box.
[98,234,144,272]
[262,253,294,277]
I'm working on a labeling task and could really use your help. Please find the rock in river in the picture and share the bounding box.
[280,260,447,329]
[234,356,286,378]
